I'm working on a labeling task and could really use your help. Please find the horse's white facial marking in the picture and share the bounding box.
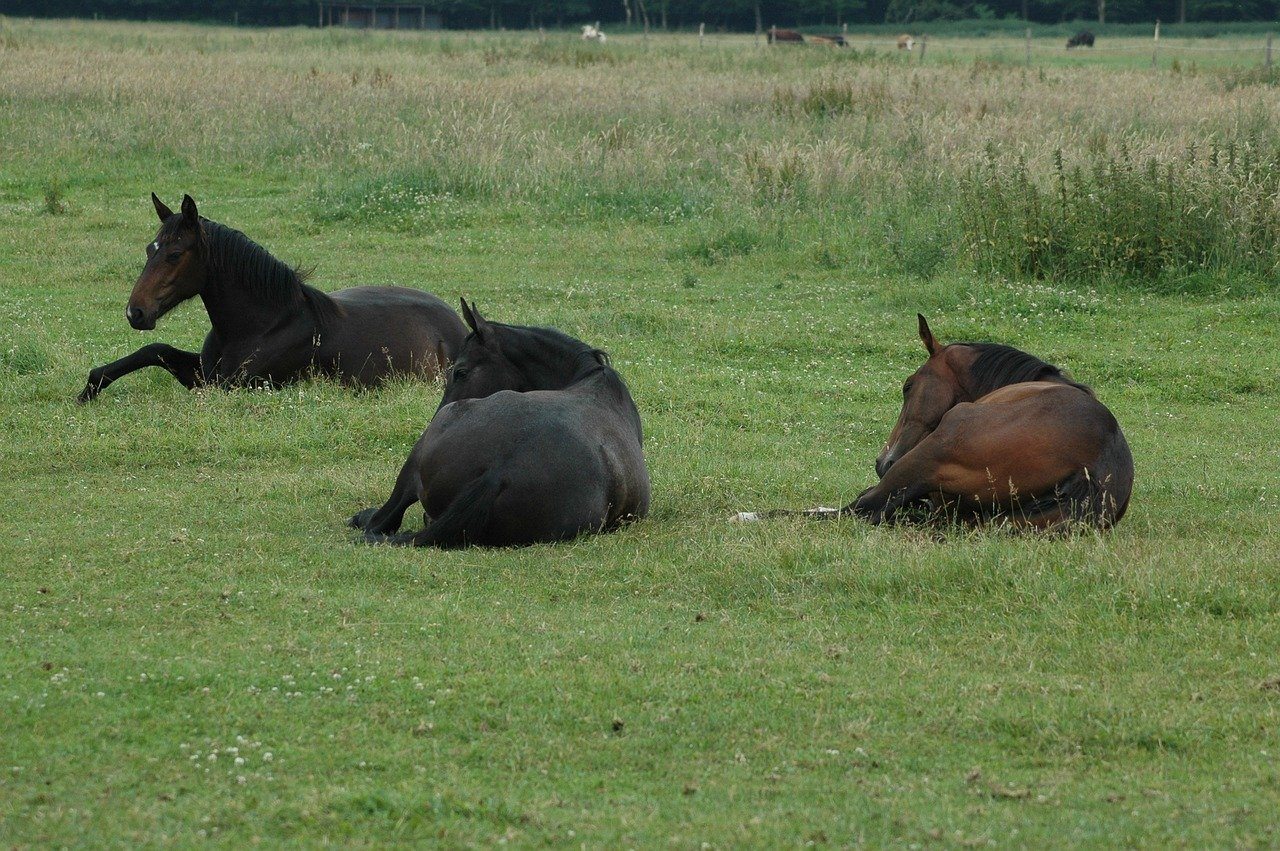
[732,512,762,522]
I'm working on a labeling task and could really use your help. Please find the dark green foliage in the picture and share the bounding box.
[958,142,1280,290]
[9,0,1280,28]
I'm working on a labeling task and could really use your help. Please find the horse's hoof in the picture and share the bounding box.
[348,507,378,529]
[76,386,97,404]
[731,511,762,523]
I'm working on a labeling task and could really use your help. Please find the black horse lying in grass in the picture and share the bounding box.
[738,315,1133,530]
[78,193,465,402]
[350,302,650,548]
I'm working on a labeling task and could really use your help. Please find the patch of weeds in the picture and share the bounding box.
[671,225,763,265]
[575,185,706,224]
[42,181,68,215]
[1,342,51,376]
[597,120,632,153]
[881,212,953,279]
[1222,66,1280,91]
[773,77,888,119]
[741,147,809,208]
[527,42,620,68]
[311,170,490,230]
[958,141,1280,289]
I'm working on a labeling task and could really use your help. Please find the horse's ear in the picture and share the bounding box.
[180,194,199,228]
[460,299,494,341]
[467,301,495,340]
[460,298,480,337]
[918,313,940,356]
[152,192,174,222]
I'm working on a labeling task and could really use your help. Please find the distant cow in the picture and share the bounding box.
[768,27,805,44]
[1066,30,1095,48]
[809,34,848,47]
[897,33,915,50]
[581,22,606,42]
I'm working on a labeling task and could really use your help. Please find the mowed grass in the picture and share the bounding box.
[3,18,1280,847]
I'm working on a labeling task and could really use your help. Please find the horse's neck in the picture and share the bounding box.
[964,369,1076,401]
[200,271,312,340]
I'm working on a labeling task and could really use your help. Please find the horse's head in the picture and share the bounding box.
[439,300,529,405]
[441,300,605,407]
[126,193,207,330]
[875,315,970,478]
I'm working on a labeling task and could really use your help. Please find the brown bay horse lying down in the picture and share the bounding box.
[78,193,466,402]
[349,301,650,548]
[738,315,1133,530]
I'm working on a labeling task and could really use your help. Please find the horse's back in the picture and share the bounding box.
[420,388,648,544]
[319,286,466,383]
[939,382,1132,525]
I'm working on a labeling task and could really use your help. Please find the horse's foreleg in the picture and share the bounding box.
[350,453,422,536]
[845,454,940,525]
[78,344,201,403]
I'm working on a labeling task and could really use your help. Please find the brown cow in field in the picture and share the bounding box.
[768,27,805,44]
[897,33,916,50]
[809,34,848,47]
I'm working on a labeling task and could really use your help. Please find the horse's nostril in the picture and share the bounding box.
[876,456,893,479]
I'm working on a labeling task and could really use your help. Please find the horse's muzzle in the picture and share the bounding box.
[126,306,154,330]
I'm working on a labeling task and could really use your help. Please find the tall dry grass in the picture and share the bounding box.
[3,19,1278,284]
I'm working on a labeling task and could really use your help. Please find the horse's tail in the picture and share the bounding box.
[1020,427,1134,529]
[413,470,505,548]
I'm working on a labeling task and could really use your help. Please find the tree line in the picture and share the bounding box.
[7,0,1279,29]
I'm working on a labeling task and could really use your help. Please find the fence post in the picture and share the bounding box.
[1267,33,1274,70]
[919,34,927,63]
[1152,19,1160,69]
[699,22,704,47]
[1025,27,1031,67]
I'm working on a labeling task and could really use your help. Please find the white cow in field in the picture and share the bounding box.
[581,23,607,42]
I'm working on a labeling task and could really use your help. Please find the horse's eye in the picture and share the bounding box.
[166,251,182,263]
[452,368,468,381]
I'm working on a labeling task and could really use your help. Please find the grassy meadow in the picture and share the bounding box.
[3,17,1280,846]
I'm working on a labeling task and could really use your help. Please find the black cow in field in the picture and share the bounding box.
[1066,30,1095,49]
[768,27,805,44]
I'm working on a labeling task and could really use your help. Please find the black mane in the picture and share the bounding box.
[164,216,337,322]
[491,324,610,382]
[961,342,1092,398]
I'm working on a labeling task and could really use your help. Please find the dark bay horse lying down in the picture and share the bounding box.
[739,315,1133,530]
[350,302,650,548]
[78,193,466,402]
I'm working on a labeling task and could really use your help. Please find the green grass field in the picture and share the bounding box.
[3,18,1280,846]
